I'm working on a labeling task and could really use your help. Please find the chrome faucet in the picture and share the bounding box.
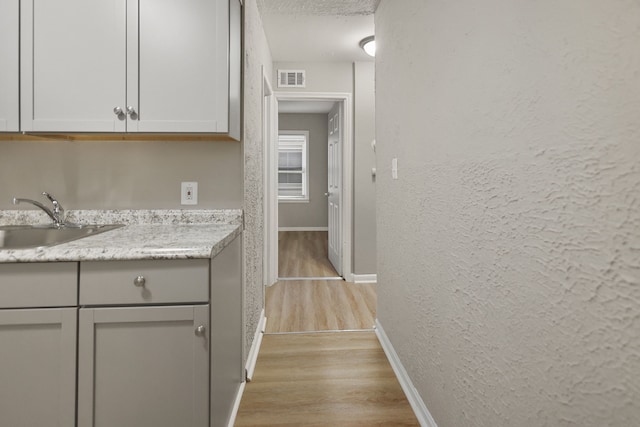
[13,192,67,227]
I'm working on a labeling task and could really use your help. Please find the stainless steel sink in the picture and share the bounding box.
[0,224,123,250]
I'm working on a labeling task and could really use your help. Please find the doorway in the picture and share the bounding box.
[277,100,341,280]
[263,93,375,333]
[264,92,354,285]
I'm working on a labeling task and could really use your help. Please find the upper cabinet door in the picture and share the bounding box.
[21,0,127,132]
[131,0,229,133]
[0,0,19,132]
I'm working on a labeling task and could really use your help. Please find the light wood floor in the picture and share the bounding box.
[234,332,420,426]
[265,280,376,333]
[279,231,339,278]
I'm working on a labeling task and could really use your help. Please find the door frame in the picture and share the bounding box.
[262,68,278,287]
[263,91,353,283]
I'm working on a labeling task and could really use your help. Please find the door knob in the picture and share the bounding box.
[133,276,146,287]
[195,325,206,336]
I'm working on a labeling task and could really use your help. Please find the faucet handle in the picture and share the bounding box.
[42,192,57,203]
[42,192,65,220]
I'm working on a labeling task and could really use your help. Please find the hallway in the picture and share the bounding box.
[265,279,376,333]
[233,231,417,425]
[271,231,375,333]
[278,231,339,278]
[234,332,420,426]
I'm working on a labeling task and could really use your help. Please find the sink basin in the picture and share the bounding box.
[0,224,123,250]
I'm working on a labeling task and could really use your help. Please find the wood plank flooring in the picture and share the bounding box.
[279,231,339,278]
[234,332,420,427]
[265,280,376,333]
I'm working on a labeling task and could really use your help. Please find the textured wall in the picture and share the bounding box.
[278,113,329,229]
[0,139,241,209]
[375,0,640,426]
[242,0,273,364]
[259,0,379,16]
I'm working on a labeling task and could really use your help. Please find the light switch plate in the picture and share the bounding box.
[392,158,398,180]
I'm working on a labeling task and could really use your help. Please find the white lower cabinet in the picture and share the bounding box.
[0,262,77,427]
[0,234,242,427]
[77,305,210,427]
[0,308,77,426]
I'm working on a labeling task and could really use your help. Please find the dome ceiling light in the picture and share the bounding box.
[359,36,376,57]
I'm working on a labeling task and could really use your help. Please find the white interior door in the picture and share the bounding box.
[327,103,342,275]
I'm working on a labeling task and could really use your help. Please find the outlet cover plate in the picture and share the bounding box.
[181,182,198,205]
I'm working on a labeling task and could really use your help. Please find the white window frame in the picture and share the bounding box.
[277,130,309,203]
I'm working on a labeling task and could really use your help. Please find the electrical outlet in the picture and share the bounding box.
[181,182,198,205]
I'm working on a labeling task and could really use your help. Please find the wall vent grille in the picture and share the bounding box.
[278,70,306,88]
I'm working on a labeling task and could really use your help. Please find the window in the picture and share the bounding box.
[278,131,309,202]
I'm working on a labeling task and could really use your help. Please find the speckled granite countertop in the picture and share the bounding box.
[0,209,243,263]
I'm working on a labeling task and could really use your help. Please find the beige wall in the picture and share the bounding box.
[0,139,241,209]
[376,0,640,426]
[278,113,329,229]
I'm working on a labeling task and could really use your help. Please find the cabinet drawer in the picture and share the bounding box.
[0,262,78,308]
[80,259,209,305]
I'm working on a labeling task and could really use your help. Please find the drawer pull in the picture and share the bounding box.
[133,276,146,287]
[195,325,206,336]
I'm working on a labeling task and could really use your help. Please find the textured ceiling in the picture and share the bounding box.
[260,0,380,16]
[259,0,377,62]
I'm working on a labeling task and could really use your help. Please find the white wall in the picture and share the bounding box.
[353,62,376,274]
[273,61,352,93]
[242,0,273,363]
[278,113,329,229]
[375,1,640,426]
[272,60,377,274]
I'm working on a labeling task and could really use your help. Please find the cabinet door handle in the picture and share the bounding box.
[133,275,146,287]
[113,107,126,120]
[126,106,138,120]
[195,325,206,336]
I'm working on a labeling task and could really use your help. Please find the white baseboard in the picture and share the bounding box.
[350,273,377,283]
[375,319,438,427]
[245,310,267,381]
[226,381,245,427]
[228,311,266,427]
[278,226,328,231]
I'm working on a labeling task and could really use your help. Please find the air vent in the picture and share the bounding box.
[278,70,306,88]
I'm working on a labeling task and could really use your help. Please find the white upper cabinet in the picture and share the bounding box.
[0,0,20,132]
[133,0,229,133]
[21,0,232,134]
[21,0,126,132]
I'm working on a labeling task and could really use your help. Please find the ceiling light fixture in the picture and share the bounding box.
[359,36,376,57]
